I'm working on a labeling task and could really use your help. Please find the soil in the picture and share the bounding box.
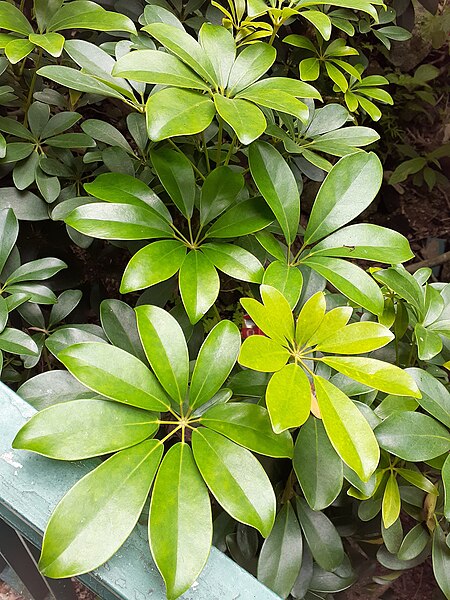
[0,579,97,600]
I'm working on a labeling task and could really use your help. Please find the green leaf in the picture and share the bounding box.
[263,262,303,309]
[294,416,343,510]
[373,266,425,315]
[143,22,216,84]
[29,32,64,57]
[227,42,276,95]
[58,342,169,411]
[48,290,82,329]
[299,58,320,81]
[0,296,8,332]
[266,363,311,432]
[199,166,244,225]
[214,95,266,145]
[201,403,293,458]
[303,256,384,315]
[84,173,171,221]
[295,291,326,346]
[146,88,215,141]
[13,399,159,460]
[296,497,344,571]
[239,335,290,372]
[241,284,294,345]
[150,443,212,600]
[302,10,332,39]
[47,1,136,33]
[150,148,195,219]
[414,323,442,361]
[375,412,450,461]
[322,356,421,397]
[37,66,125,99]
[100,299,147,364]
[0,208,18,273]
[325,61,348,92]
[237,87,309,122]
[304,152,383,245]
[395,468,437,496]
[382,473,401,528]
[389,158,427,185]
[310,224,414,262]
[66,203,173,240]
[179,250,220,324]
[406,368,450,428]
[46,326,106,357]
[0,327,38,356]
[307,306,353,347]
[432,524,450,600]
[5,38,34,64]
[0,115,34,138]
[38,440,163,577]
[192,427,276,537]
[13,151,39,190]
[189,320,240,410]
[240,77,321,99]
[249,141,300,245]
[121,240,186,293]
[205,197,273,238]
[257,502,302,599]
[113,49,208,90]
[397,524,429,561]
[202,242,263,283]
[0,1,33,34]
[315,322,394,354]
[81,119,133,154]
[6,258,67,285]
[5,283,55,304]
[135,305,189,404]
[199,23,235,88]
[443,455,450,520]
[314,375,379,481]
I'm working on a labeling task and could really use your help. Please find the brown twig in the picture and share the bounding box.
[406,250,450,272]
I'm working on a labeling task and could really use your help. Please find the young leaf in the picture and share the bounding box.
[241,284,295,345]
[304,152,383,245]
[315,322,394,354]
[58,342,170,411]
[121,240,186,293]
[266,363,311,433]
[39,440,163,577]
[189,320,240,410]
[200,403,293,458]
[257,502,303,598]
[321,356,421,397]
[13,399,159,460]
[314,375,379,481]
[179,250,220,324]
[295,291,326,346]
[249,141,300,245]
[192,427,276,537]
[382,473,401,528]
[239,335,290,372]
[149,443,212,600]
[294,416,343,510]
[135,305,189,404]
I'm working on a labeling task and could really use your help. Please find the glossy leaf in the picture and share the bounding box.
[135,305,189,404]
[322,357,421,397]
[295,291,326,346]
[149,443,212,600]
[189,320,240,410]
[13,399,159,460]
[205,197,273,238]
[314,375,379,481]
[199,166,244,225]
[121,240,186,293]
[382,473,401,528]
[0,327,38,356]
[294,416,343,510]
[0,208,18,273]
[266,363,311,433]
[202,242,263,283]
[227,42,276,94]
[432,525,450,600]
[151,148,195,219]
[249,141,300,245]
[375,412,450,461]
[146,88,215,141]
[304,152,383,245]
[239,335,290,372]
[58,342,169,410]
[241,284,295,345]
[406,368,450,428]
[263,262,303,309]
[214,95,266,145]
[192,427,276,537]
[315,322,394,354]
[39,440,163,576]
[179,250,220,324]
[257,502,302,599]
[201,403,293,458]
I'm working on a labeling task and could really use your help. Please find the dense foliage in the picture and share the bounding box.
[1,0,449,598]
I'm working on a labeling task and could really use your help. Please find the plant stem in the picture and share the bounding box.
[216,117,224,166]
[224,135,237,165]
